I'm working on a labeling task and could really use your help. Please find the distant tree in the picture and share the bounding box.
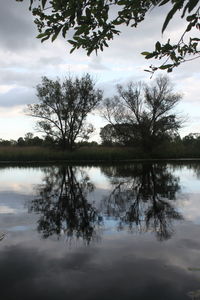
[24,132,34,141]
[100,124,116,146]
[31,136,43,146]
[182,132,200,145]
[26,74,103,150]
[43,135,55,147]
[17,137,26,146]
[24,132,34,146]
[0,139,11,146]
[10,140,17,146]
[17,0,200,72]
[102,75,183,152]
[100,123,136,146]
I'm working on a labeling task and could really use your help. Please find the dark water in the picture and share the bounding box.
[1,162,200,299]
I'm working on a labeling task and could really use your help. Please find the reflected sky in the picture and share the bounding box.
[0,163,200,234]
[1,225,200,300]
[1,163,200,299]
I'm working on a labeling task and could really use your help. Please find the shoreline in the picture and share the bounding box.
[0,157,200,165]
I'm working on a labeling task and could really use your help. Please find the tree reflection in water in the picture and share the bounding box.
[101,163,183,241]
[30,163,183,243]
[29,166,101,243]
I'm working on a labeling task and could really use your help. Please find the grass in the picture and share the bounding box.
[0,145,200,163]
[0,146,141,162]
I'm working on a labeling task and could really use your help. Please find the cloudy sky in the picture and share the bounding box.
[0,0,200,141]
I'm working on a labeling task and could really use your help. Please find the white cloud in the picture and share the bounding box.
[0,85,16,94]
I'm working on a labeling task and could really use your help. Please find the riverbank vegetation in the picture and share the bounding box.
[0,134,200,162]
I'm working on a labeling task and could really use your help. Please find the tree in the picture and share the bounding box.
[102,75,183,152]
[26,74,103,150]
[101,163,182,240]
[17,0,200,72]
[17,137,26,147]
[100,123,135,146]
[24,132,34,141]
[100,124,117,146]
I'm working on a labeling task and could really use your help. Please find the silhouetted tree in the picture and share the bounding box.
[26,74,103,150]
[17,137,26,146]
[102,75,183,152]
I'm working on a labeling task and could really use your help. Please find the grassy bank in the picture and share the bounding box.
[0,145,199,162]
[0,146,138,162]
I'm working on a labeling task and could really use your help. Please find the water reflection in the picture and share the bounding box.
[1,163,200,300]
[29,166,101,243]
[30,163,183,242]
[101,164,183,240]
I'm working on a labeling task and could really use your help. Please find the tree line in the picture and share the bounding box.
[1,131,200,156]
[1,73,199,156]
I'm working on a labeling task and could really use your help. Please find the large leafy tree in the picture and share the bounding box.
[102,75,183,152]
[16,0,200,73]
[26,74,103,150]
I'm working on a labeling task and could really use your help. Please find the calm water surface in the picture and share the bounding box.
[1,162,200,299]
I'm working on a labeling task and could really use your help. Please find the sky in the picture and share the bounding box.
[0,0,200,142]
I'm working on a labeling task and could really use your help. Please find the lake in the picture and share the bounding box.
[1,162,200,300]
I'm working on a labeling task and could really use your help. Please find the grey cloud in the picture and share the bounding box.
[0,0,37,51]
[89,56,110,71]
[98,74,146,98]
[38,56,65,66]
[0,86,35,107]
[0,70,41,88]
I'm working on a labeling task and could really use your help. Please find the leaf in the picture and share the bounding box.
[29,0,33,10]
[36,33,48,38]
[186,22,194,32]
[162,1,184,33]
[68,40,76,45]
[159,0,170,6]
[51,26,62,42]
[155,41,161,51]
[141,51,150,56]
[41,0,47,9]
[191,38,200,41]
[86,7,91,18]
[159,64,173,70]
[41,36,50,43]
[144,69,154,73]
[186,14,196,22]
[188,0,199,13]
[145,53,156,59]
[70,47,76,54]
[74,26,87,35]
[62,25,68,38]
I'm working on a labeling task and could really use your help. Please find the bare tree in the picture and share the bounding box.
[26,74,103,150]
[102,75,183,152]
